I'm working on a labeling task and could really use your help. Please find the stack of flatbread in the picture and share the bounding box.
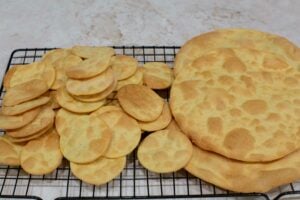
[170,28,300,193]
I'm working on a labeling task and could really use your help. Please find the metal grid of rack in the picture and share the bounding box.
[0,47,300,200]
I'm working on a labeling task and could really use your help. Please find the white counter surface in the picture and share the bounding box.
[0,0,300,199]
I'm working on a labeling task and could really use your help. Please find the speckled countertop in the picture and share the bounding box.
[0,0,300,199]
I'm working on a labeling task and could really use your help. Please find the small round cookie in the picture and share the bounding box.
[20,129,63,175]
[137,129,193,173]
[6,106,55,138]
[70,156,126,185]
[118,84,164,122]
[56,87,106,113]
[0,136,23,166]
[51,54,82,90]
[73,78,117,102]
[0,107,41,129]
[116,67,143,90]
[42,49,71,63]
[2,96,50,116]
[98,110,141,158]
[66,67,114,96]
[4,61,55,89]
[66,56,111,79]
[59,111,112,163]
[91,106,122,117]
[143,62,173,89]
[71,46,115,59]
[3,79,49,106]
[6,123,52,143]
[138,102,172,132]
[111,55,138,80]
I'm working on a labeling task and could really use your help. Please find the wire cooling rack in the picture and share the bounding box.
[1,47,300,200]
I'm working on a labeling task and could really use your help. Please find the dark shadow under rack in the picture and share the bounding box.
[0,47,299,200]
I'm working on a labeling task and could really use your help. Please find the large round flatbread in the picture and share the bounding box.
[20,129,63,175]
[58,110,112,163]
[71,46,115,59]
[3,79,49,106]
[111,55,138,80]
[2,96,50,115]
[118,84,164,122]
[143,62,173,89]
[174,28,300,75]
[0,136,23,166]
[70,156,125,185]
[185,145,300,193]
[66,55,111,79]
[137,129,193,173]
[4,62,55,89]
[170,48,300,162]
[138,102,172,132]
[6,106,54,138]
[66,67,114,96]
[98,110,141,158]
[56,87,106,113]
[51,54,82,90]
[0,107,41,129]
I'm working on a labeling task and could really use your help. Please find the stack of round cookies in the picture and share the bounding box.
[0,45,179,186]
[170,29,300,192]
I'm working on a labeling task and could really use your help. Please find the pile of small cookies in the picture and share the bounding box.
[0,45,186,185]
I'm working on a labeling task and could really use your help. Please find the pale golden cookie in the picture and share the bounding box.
[3,79,49,106]
[98,110,141,158]
[174,28,300,75]
[59,110,112,163]
[6,106,54,138]
[66,67,114,96]
[2,96,50,115]
[0,136,23,166]
[185,145,300,193]
[71,46,115,59]
[138,102,172,132]
[111,55,138,80]
[116,67,143,90]
[70,156,125,185]
[6,124,52,143]
[143,62,173,89]
[118,84,164,121]
[56,87,106,113]
[51,54,82,90]
[73,78,117,102]
[138,129,193,173]
[66,55,111,79]
[91,106,122,117]
[171,48,300,162]
[42,49,71,68]
[20,129,63,175]
[4,61,55,89]
[0,107,41,129]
